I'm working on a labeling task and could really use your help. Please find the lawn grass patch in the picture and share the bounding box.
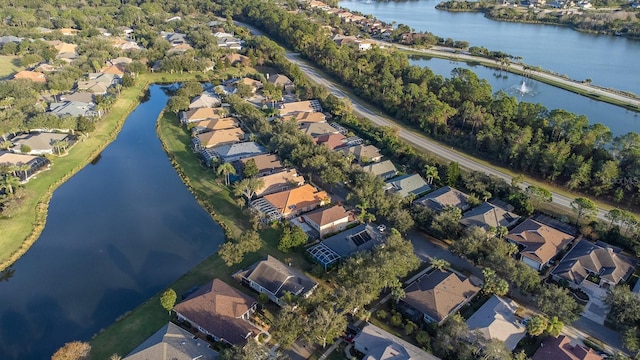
[0,55,22,78]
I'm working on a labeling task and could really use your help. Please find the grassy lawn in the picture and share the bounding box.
[0,55,22,78]
[89,105,315,359]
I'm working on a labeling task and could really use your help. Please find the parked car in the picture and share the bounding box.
[341,324,361,343]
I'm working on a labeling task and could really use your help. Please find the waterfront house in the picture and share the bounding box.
[235,255,318,306]
[238,154,284,177]
[0,152,50,182]
[49,101,101,118]
[251,184,329,222]
[189,92,221,109]
[174,279,261,346]
[10,132,72,155]
[180,108,226,125]
[190,118,239,136]
[123,322,219,360]
[253,169,305,197]
[506,218,574,271]
[192,128,245,151]
[203,141,266,165]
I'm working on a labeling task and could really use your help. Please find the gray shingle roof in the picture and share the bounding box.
[384,173,431,198]
[124,322,219,360]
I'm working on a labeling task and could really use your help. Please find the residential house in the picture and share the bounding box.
[167,43,194,55]
[281,111,326,123]
[278,100,322,117]
[302,205,356,239]
[13,71,46,83]
[239,154,283,177]
[180,108,226,125]
[49,101,101,118]
[10,133,72,155]
[0,36,23,46]
[360,160,398,180]
[414,186,470,213]
[384,173,431,198]
[58,92,94,104]
[532,335,602,360]
[299,122,340,138]
[201,141,266,166]
[214,32,243,50]
[163,32,189,46]
[357,39,375,51]
[76,80,110,94]
[399,269,480,324]
[308,223,384,269]
[460,201,521,231]
[506,218,574,271]
[190,118,239,136]
[235,255,318,306]
[223,53,250,66]
[254,169,305,197]
[465,295,526,351]
[341,144,383,163]
[251,184,329,222]
[353,323,441,360]
[110,37,142,51]
[100,64,125,77]
[551,239,637,289]
[47,40,78,56]
[118,26,134,38]
[107,57,133,67]
[57,27,78,36]
[189,92,221,109]
[192,128,245,151]
[234,77,263,93]
[173,279,262,346]
[315,133,348,150]
[0,152,50,182]
[34,63,58,73]
[123,322,219,360]
[267,74,295,92]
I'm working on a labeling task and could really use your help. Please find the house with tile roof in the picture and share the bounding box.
[414,186,470,213]
[307,222,384,269]
[167,43,194,55]
[353,323,441,360]
[267,74,295,91]
[189,92,221,109]
[281,111,326,124]
[384,173,431,198]
[235,255,318,306]
[174,279,262,346]
[460,201,521,231]
[223,53,250,66]
[302,205,356,239]
[123,322,219,360]
[251,184,329,222]
[99,64,125,76]
[531,335,602,360]
[465,295,526,351]
[239,154,283,177]
[278,100,322,116]
[551,239,637,289]
[180,108,226,124]
[13,71,46,83]
[299,122,340,138]
[341,144,383,163]
[10,132,72,155]
[57,28,78,36]
[190,118,239,136]
[360,160,399,180]
[234,77,263,93]
[0,152,50,182]
[315,133,348,150]
[399,269,480,324]
[254,169,305,197]
[192,128,245,151]
[507,218,574,271]
[48,40,78,55]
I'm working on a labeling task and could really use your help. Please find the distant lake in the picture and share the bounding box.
[0,85,224,359]
[341,0,640,96]
[409,56,640,135]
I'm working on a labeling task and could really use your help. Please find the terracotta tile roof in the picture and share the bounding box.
[223,53,249,65]
[174,279,260,345]
[191,118,238,131]
[196,128,245,148]
[303,205,350,227]
[237,77,262,89]
[268,74,293,86]
[532,335,602,360]
[402,269,480,323]
[48,41,77,54]
[255,169,305,197]
[262,184,329,217]
[182,108,225,122]
[315,133,347,150]
[57,28,78,35]
[240,154,283,173]
[13,71,46,82]
[282,111,326,123]
[0,152,39,165]
[278,100,322,116]
[507,218,574,266]
[100,64,125,75]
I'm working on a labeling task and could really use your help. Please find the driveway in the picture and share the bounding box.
[579,281,610,325]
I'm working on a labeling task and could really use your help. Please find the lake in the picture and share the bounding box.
[340,0,640,96]
[409,56,640,135]
[0,84,224,359]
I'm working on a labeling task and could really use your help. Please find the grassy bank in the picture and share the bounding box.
[400,49,640,112]
[0,72,206,271]
[89,109,310,359]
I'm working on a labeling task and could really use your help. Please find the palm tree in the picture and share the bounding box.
[1,175,20,195]
[496,226,508,240]
[16,163,30,182]
[52,139,69,155]
[217,162,236,186]
[424,165,439,185]
[234,177,265,204]
[0,140,12,150]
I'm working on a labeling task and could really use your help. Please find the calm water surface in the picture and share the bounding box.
[410,57,640,135]
[0,85,223,359]
[340,0,640,95]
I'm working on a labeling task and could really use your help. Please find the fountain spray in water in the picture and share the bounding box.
[510,78,537,97]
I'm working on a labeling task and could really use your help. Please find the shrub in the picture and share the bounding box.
[390,313,403,327]
[20,144,31,153]
[376,309,388,320]
[415,330,431,348]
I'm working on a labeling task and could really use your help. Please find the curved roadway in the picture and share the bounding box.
[239,20,609,220]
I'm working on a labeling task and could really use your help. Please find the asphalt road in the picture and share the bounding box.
[283,52,609,220]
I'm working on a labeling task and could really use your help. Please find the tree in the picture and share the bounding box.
[570,197,597,225]
[304,306,347,348]
[16,163,30,181]
[243,158,259,178]
[271,305,304,349]
[220,340,275,360]
[525,185,552,209]
[52,139,69,155]
[605,285,640,327]
[536,284,583,323]
[236,83,254,98]
[160,288,177,314]
[430,257,450,270]
[444,161,461,186]
[526,315,548,336]
[234,177,264,203]
[278,224,308,252]
[623,327,639,353]
[430,206,462,238]
[481,268,509,296]
[167,95,189,114]
[217,162,236,186]
[546,316,563,337]
[1,175,20,195]
[424,165,439,185]
[51,341,91,360]
[218,241,244,266]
